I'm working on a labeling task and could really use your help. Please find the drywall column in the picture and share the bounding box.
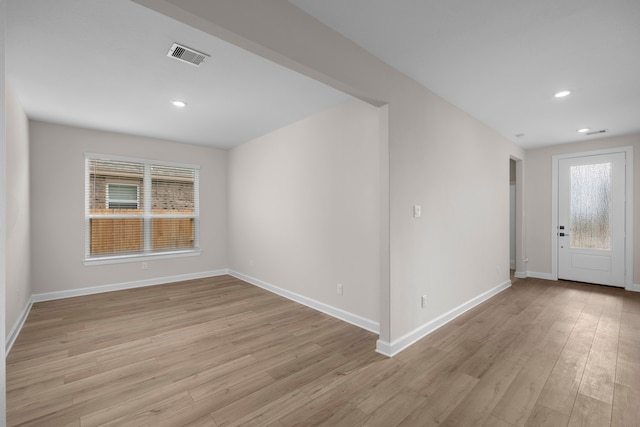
[378,105,390,345]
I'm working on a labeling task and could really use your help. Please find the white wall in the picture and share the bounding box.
[29,121,228,295]
[1,0,8,420]
[5,84,30,338]
[387,91,524,343]
[135,0,526,350]
[228,99,380,325]
[524,133,640,284]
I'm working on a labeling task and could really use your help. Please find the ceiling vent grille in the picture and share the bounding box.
[586,129,607,135]
[167,43,209,66]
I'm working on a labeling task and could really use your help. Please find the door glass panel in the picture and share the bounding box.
[570,163,611,250]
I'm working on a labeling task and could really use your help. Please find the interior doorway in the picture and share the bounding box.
[510,156,524,281]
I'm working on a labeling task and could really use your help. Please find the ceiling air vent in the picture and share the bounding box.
[586,129,607,136]
[167,43,209,66]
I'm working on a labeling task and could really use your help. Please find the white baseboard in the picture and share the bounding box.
[517,271,639,292]
[514,271,558,281]
[520,272,639,292]
[375,280,511,357]
[524,271,556,281]
[228,270,379,334]
[6,296,34,356]
[32,269,229,303]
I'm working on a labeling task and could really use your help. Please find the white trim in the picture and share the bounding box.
[624,149,634,291]
[88,214,195,219]
[32,269,228,302]
[551,154,559,280]
[376,280,511,357]
[551,146,634,289]
[524,271,556,281]
[84,249,201,266]
[143,163,152,251]
[518,271,639,290]
[5,296,34,356]
[84,152,200,170]
[228,270,379,334]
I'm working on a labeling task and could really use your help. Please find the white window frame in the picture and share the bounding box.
[84,153,201,265]
[106,183,140,209]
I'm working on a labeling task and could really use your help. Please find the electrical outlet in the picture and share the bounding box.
[413,205,422,218]
[421,295,427,308]
[337,283,343,295]
[142,262,148,270]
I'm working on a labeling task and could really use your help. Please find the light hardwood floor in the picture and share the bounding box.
[6,275,640,426]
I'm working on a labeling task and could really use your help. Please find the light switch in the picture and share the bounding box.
[413,205,422,218]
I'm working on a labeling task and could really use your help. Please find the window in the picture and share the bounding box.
[107,184,139,209]
[85,154,200,262]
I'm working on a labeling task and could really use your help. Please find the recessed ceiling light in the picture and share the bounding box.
[171,100,187,108]
[577,128,590,133]
[554,90,572,98]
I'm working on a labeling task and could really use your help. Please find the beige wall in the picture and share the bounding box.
[228,99,380,324]
[29,121,228,294]
[524,133,640,284]
[5,84,31,337]
[135,0,526,345]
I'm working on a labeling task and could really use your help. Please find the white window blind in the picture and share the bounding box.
[85,154,200,260]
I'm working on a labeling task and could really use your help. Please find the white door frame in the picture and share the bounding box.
[551,146,634,290]
[512,156,526,279]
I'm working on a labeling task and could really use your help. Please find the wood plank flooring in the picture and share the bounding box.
[6,275,640,426]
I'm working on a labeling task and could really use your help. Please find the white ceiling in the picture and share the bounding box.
[6,0,351,149]
[7,1,640,151]
[291,0,640,148]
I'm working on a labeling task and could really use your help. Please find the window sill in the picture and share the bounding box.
[83,249,202,266]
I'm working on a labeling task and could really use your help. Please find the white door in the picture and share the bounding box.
[558,152,626,287]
